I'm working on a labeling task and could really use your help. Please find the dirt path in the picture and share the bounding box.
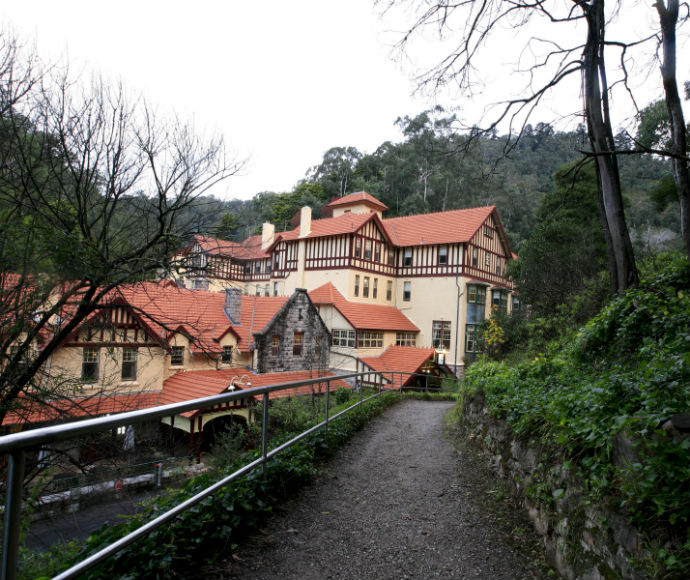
[225,399,551,580]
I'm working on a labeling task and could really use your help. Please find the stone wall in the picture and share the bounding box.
[463,394,652,580]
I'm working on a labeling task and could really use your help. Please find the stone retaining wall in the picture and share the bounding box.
[463,394,652,580]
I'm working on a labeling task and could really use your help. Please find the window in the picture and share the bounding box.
[373,278,378,299]
[496,256,502,276]
[396,332,416,346]
[388,250,395,266]
[171,346,184,366]
[512,295,521,312]
[255,286,261,296]
[354,275,360,297]
[332,329,356,348]
[363,276,370,298]
[465,324,480,352]
[467,284,487,325]
[374,244,381,262]
[244,285,249,295]
[403,281,411,302]
[292,332,303,356]
[265,284,270,296]
[355,237,362,258]
[484,225,494,238]
[222,346,233,363]
[438,245,448,266]
[357,331,383,348]
[364,239,372,260]
[432,321,451,349]
[274,255,280,269]
[121,348,137,381]
[472,247,478,268]
[271,335,280,357]
[492,290,508,313]
[254,262,261,273]
[273,282,279,296]
[82,348,99,383]
[386,280,393,301]
[403,248,412,267]
[485,253,491,267]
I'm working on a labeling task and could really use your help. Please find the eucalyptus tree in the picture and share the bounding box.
[0,32,241,425]
[382,0,653,293]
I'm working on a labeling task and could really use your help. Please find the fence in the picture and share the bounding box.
[0,371,393,580]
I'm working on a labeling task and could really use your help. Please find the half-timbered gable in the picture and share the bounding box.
[464,210,512,288]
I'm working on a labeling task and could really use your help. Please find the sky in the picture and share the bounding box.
[1,1,685,201]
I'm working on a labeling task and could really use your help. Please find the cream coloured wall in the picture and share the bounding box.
[49,343,168,396]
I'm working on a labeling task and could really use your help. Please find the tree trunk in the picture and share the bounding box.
[655,0,690,262]
[581,0,638,294]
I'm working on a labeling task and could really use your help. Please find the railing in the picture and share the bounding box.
[0,372,392,580]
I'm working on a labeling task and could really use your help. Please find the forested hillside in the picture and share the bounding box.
[194,109,679,254]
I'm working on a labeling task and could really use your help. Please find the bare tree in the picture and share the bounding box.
[0,32,242,426]
[384,0,644,293]
[654,0,690,261]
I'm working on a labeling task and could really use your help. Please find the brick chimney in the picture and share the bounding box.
[299,206,312,238]
[224,287,242,324]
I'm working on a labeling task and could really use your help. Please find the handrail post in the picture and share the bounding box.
[324,380,330,434]
[2,450,26,580]
[261,392,269,475]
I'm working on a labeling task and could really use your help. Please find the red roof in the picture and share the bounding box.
[235,295,289,352]
[1,392,160,427]
[275,212,381,243]
[309,283,418,332]
[161,368,350,416]
[328,191,389,211]
[359,346,436,389]
[382,205,496,247]
[191,234,268,260]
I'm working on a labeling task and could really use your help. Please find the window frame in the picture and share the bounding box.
[432,320,451,350]
[292,332,304,356]
[386,280,393,301]
[121,347,138,381]
[354,275,360,297]
[171,346,184,366]
[438,245,448,266]
[81,347,99,383]
[363,276,370,298]
[271,335,281,357]
[332,329,356,348]
[221,345,233,364]
[357,330,384,349]
[403,280,411,302]
[403,248,412,267]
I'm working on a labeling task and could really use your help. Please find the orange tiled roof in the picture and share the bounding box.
[272,212,384,243]
[1,392,160,427]
[234,295,289,352]
[192,234,269,260]
[161,368,350,416]
[309,283,418,332]
[359,346,436,388]
[382,205,496,247]
[328,191,389,211]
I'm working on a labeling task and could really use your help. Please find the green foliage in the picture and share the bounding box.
[49,392,400,580]
[461,257,690,579]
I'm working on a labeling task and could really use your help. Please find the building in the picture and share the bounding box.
[173,192,515,373]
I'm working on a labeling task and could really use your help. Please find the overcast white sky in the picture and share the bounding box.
[1,1,684,201]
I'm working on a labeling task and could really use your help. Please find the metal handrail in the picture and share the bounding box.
[0,371,384,580]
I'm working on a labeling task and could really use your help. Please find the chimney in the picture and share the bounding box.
[261,222,275,250]
[299,206,312,238]
[224,287,242,324]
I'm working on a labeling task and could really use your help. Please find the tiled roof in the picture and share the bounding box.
[309,283,418,332]
[114,282,233,352]
[1,392,160,427]
[112,283,287,353]
[235,295,289,352]
[161,369,350,416]
[359,346,436,388]
[272,212,382,243]
[328,191,389,211]
[192,234,269,260]
[382,205,496,247]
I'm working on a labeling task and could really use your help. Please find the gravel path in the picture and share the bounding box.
[225,399,551,580]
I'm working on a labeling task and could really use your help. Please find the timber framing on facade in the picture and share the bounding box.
[173,192,516,372]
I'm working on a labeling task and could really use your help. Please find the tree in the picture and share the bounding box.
[385,0,642,293]
[306,146,362,198]
[0,33,241,426]
[654,0,690,262]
